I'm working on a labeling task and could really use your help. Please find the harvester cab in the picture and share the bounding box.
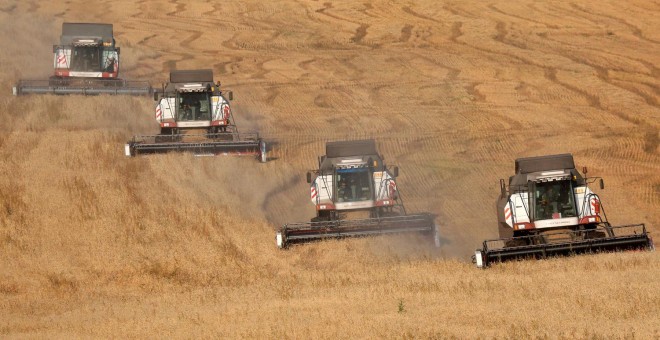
[125,69,267,162]
[277,139,438,248]
[474,154,654,268]
[12,23,151,96]
[54,23,118,76]
[307,140,403,221]
[153,70,233,136]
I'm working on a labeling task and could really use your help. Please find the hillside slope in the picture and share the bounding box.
[0,0,658,337]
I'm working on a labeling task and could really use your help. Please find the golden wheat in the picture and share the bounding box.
[0,0,658,338]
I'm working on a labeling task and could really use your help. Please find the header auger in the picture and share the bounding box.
[277,139,438,248]
[474,154,654,268]
[125,69,267,161]
[13,23,152,96]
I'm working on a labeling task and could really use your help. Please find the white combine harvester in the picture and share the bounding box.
[277,139,438,248]
[474,154,654,267]
[13,23,151,96]
[125,69,267,161]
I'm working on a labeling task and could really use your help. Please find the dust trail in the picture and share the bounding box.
[0,11,57,82]
[0,0,658,337]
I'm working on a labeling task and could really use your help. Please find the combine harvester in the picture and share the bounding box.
[12,22,151,96]
[474,154,654,268]
[277,139,438,248]
[125,69,267,161]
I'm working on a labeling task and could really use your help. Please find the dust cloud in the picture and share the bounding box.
[0,11,57,82]
[0,0,658,337]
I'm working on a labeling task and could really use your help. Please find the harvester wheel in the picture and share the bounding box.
[505,238,528,248]
[375,207,401,218]
[311,216,330,223]
[530,233,547,245]
[155,134,179,143]
[208,127,225,138]
[584,230,606,239]
[49,77,68,87]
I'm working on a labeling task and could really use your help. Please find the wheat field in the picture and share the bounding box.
[0,0,658,338]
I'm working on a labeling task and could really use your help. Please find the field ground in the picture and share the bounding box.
[0,0,658,338]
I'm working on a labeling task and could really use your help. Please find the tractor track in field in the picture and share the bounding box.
[1,0,659,336]
[569,3,660,45]
[6,0,660,268]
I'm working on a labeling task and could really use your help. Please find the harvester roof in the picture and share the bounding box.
[326,139,377,158]
[508,153,582,191]
[170,69,214,83]
[515,153,575,174]
[320,139,384,171]
[165,69,215,93]
[61,23,114,45]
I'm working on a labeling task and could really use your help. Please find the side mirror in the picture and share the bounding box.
[153,92,159,101]
[52,45,58,53]
[599,178,605,190]
[306,172,312,184]
[500,179,506,196]
[116,47,120,54]
[227,91,233,101]
[582,166,588,175]
[392,166,399,178]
